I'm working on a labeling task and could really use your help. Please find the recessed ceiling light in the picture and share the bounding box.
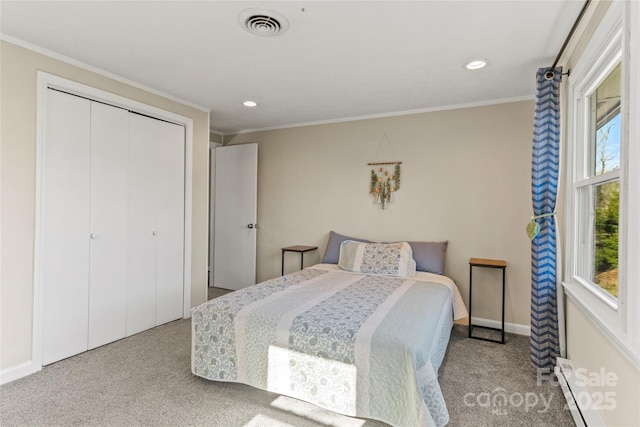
[465,60,488,70]
[243,101,258,107]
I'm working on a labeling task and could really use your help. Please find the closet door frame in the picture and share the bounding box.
[33,72,194,371]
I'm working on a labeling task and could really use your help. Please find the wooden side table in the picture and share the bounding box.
[468,257,507,344]
[281,245,318,276]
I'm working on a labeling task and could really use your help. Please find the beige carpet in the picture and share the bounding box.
[208,286,232,301]
[1,296,574,427]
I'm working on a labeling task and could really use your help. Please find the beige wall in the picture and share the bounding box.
[0,40,210,371]
[209,132,223,145]
[566,300,640,426]
[226,100,535,328]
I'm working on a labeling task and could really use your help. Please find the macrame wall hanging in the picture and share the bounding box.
[368,161,401,209]
[367,133,402,209]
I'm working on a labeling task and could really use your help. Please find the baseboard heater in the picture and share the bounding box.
[555,358,606,427]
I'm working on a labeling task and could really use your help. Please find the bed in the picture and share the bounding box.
[191,237,467,427]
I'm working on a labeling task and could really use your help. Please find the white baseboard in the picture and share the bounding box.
[470,317,531,336]
[0,360,40,385]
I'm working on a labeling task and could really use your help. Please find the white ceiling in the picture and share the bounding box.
[0,1,584,135]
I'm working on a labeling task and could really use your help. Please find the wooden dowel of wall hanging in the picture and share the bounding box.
[366,161,402,166]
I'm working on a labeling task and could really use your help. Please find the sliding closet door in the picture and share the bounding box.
[127,114,185,334]
[40,85,187,365]
[87,102,129,349]
[155,121,185,325]
[41,90,91,365]
[127,114,159,335]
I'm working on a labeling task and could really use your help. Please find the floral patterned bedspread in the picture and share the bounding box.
[191,265,463,427]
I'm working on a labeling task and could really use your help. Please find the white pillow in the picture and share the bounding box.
[338,240,416,277]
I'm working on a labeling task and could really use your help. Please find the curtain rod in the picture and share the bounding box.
[544,0,592,80]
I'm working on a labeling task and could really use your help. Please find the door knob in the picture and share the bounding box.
[152,230,158,236]
[247,224,254,229]
[90,233,98,239]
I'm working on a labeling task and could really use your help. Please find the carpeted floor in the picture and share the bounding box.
[1,291,574,427]
[208,286,232,300]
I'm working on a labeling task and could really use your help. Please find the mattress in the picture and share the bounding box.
[192,264,467,427]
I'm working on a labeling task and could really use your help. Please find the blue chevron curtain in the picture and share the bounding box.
[530,67,562,370]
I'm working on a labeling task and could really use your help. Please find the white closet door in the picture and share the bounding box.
[87,102,129,349]
[155,121,185,325]
[41,90,91,365]
[127,114,158,335]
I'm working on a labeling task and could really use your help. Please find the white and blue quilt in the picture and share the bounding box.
[191,264,468,427]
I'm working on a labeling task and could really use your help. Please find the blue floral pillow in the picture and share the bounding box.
[338,240,416,277]
[321,231,371,264]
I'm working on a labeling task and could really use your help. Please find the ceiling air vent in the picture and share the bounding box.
[238,8,289,37]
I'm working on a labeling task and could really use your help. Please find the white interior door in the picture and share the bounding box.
[88,101,129,349]
[41,90,91,365]
[213,143,258,290]
[155,120,185,324]
[127,113,158,335]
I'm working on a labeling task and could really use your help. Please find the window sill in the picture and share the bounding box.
[572,275,618,310]
[562,280,640,369]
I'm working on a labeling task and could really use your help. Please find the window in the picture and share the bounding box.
[564,0,640,361]
[576,63,621,301]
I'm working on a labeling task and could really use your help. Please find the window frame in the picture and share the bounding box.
[573,53,621,307]
[563,0,639,366]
